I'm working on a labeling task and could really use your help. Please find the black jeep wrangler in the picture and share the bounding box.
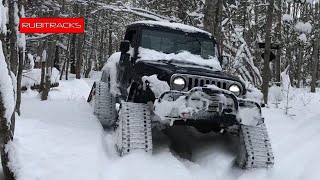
[88,21,274,169]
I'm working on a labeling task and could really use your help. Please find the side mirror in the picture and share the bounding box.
[120,40,130,53]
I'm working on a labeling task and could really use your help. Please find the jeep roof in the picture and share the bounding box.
[128,20,212,37]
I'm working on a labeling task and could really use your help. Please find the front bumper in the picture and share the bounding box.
[154,86,263,127]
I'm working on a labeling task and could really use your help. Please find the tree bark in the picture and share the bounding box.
[262,0,275,104]
[15,47,23,115]
[76,5,85,79]
[42,35,57,101]
[39,40,47,93]
[69,34,77,74]
[64,35,71,80]
[39,61,46,93]
[108,28,113,57]
[16,0,25,115]
[275,0,282,83]
[8,0,18,75]
[70,4,79,74]
[296,43,303,88]
[311,3,319,92]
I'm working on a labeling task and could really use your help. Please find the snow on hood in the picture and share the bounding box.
[138,47,222,71]
[131,21,211,36]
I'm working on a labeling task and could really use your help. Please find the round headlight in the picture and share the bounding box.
[229,84,241,96]
[172,77,186,91]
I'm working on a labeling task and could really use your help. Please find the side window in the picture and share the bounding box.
[201,41,214,59]
[125,30,137,48]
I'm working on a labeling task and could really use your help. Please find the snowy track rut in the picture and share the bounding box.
[9,80,320,180]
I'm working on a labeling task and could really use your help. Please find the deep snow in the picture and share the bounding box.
[7,76,320,180]
[21,68,60,89]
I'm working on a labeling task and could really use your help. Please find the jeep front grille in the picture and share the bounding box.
[170,74,243,94]
[187,77,228,90]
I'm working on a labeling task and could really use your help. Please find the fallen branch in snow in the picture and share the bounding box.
[299,89,314,107]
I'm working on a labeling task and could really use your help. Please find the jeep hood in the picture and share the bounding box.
[134,60,243,84]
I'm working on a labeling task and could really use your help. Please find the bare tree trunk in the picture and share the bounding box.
[98,29,105,64]
[86,13,100,75]
[39,61,46,92]
[8,0,18,75]
[275,0,282,83]
[35,41,42,68]
[42,35,57,101]
[84,59,92,78]
[62,35,71,80]
[75,35,81,79]
[70,4,79,74]
[216,0,223,55]
[16,47,23,115]
[69,34,77,74]
[53,45,60,70]
[39,40,47,93]
[108,28,113,57]
[75,5,85,79]
[203,0,215,33]
[262,0,275,104]
[311,3,319,92]
[65,50,70,80]
[296,44,303,88]
[16,0,25,115]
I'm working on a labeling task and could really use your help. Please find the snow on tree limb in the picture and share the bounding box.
[0,2,7,34]
[89,1,172,22]
[25,34,53,41]
[17,5,26,49]
[0,41,15,126]
[224,27,262,86]
[222,5,262,86]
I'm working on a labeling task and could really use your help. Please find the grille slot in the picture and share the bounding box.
[200,80,204,86]
[188,78,193,90]
[194,79,199,86]
[223,82,227,89]
[217,82,221,88]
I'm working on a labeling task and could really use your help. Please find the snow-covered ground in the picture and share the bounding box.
[7,76,320,180]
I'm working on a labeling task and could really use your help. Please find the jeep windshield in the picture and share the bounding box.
[140,29,217,59]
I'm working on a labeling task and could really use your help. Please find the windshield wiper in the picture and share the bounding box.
[157,59,174,64]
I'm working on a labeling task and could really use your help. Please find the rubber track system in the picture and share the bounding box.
[116,102,152,156]
[94,81,117,128]
[238,123,274,169]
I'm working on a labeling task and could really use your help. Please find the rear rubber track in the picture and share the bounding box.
[238,123,274,168]
[94,81,117,128]
[116,102,153,156]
